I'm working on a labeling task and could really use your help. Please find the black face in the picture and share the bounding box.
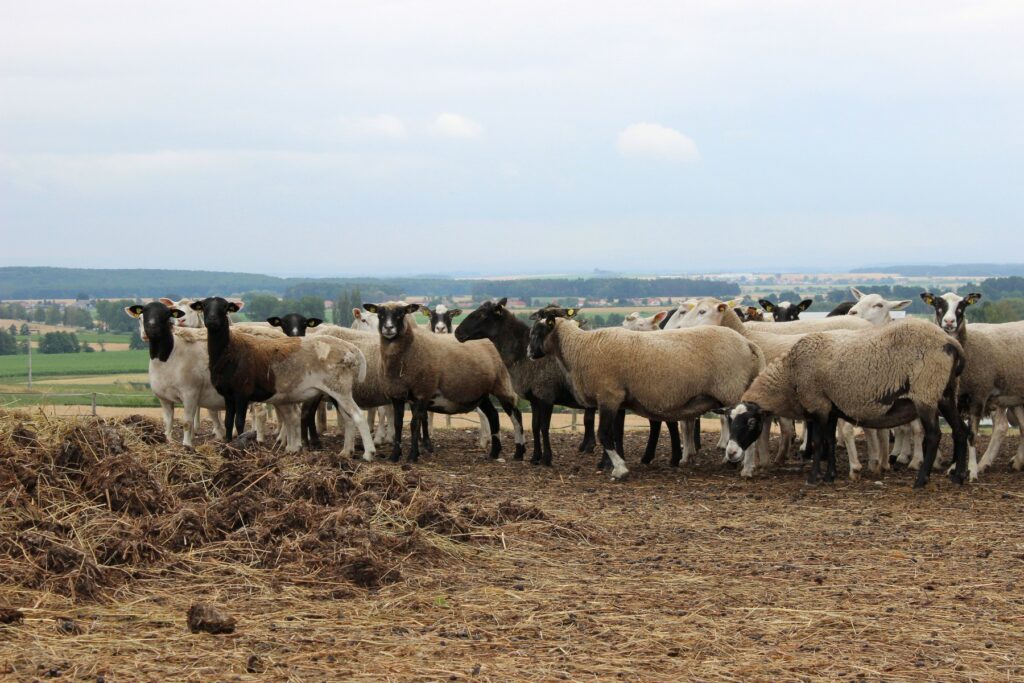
[423,306,463,334]
[658,307,678,329]
[759,298,812,322]
[364,302,419,340]
[126,301,184,341]
[527,315,558,360]
[454,298,507,343]
[189,296,242,331]
[267,313,322,337]
[725,403,764,453]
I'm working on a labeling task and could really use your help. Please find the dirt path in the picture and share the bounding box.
[2,424,1023,681]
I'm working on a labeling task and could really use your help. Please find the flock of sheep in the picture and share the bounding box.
[124,286,1024,489]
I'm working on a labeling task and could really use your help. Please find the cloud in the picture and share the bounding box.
[339,114,407,139]
[432,112,482,139]
[616,123,700,163]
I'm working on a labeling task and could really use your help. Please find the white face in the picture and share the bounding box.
[621,311,666,331]
[846,293,911,326]
[724,404,748,462]
[352,310,378,331]
[161,297,203,328]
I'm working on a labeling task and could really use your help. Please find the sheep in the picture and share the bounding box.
[455,298,598,466]
[736,306,766,322]
[743,314,873,335]
[267,313,394,453]
[420,304,491,449]
[363,301,527,463]
[721,317,969,488]
[125,301,269,448]
[527,309,765,481]
[841,289,917,472]
[190,297,375,459]
[921,292,1024,478]
[673,297,881,477]
[622,311,670,331]
[758,298,813,322]
[827,302,856,317]
[351,308,378,331]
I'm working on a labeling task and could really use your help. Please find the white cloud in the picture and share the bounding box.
[616,123,700,163]
[432,113,482,139]
[340,114,407,139]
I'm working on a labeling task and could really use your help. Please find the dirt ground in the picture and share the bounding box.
[2,414,1024,682]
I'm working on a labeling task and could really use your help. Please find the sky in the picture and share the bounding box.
[2,1,1023,276]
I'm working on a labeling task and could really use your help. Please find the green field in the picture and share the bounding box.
[0,350,149,379]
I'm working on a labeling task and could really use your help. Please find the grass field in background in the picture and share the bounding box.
[0,350,149,379]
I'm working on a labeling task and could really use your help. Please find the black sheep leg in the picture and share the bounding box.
[389,399,405,463]
[478,397,502,459]
[578,408,597,453]
[642,421,662,465]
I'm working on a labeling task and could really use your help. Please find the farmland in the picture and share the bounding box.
[2,412,1023,681]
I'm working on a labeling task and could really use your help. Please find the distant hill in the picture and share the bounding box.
[850,264,1024,277]
[0,267,739,301]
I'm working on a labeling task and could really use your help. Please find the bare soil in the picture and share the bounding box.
[2,411,1023,682]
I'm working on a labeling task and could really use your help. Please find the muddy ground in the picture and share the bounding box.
[2,413,1024,682]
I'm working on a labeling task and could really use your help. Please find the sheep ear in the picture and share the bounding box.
[717,302,729,313]
[169,308,185,319]
[158,297,175,307]
[851,287,865,300]
[652,311,668,325]
[965,293,982,305]
[758,299,775,312]
[724,298,744,309]
[404,303,421,315]
[683,301,698,311]
[190,301,203,311]
[565,308,577,318]
[529,310,542,320]
[625,312,639,321]
[920,292,935,306]
[797,299,813,312]
[228,300,244,313]
[496,297,508,307]
[267,317,282,327]
[891,300,912,311]
[418,306,431,317]
[125,305,144,318]
[448,309,462,318]
[306,318,323,328]
[352,308,363,319]
[363,303,378,314]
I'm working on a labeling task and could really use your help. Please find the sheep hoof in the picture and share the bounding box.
[389,450,402,463]
[1013,460,1024,472]
[578,438,596,453]
[849,469,861,481]
[889,455,904,471]
[361,452,374,463]
[610,466,629,481]
[669,458,681,468]
[513,444,526,460]
[913,476,928,489]
[948,469,966,485]
[529,452,541,465]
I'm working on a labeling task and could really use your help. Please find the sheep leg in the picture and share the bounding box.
[642,421,662,465]
[978,408,1009,474]
[223,397,237,441]
[716,415,730,449]
[1011,406,1024,470]
[159,398,175,443]
[233,398,249,440]
[578,408,597,453]
[301,396,322,448]
[667,421,682,467]
[476,407,492,450]
[680,419,697,465]
[806,416,829,485]
[906,420,924,470]
[839,421,861,479]
[775,418,793,464]
[598,407,629,481]
[949,411,981,481]
[540,403,555,466]
[477,397,502,459]
[316,400,327,434]
[692,417,702,452]
[497,397,527,460]
[374,405,394,446]
[324,390,374,462]
[389,399,406,463]
[181,396,200,449]
[408,405,422,463]
[419,409,434,454]
[614,409,626,458]
[798,421,810,460]
[529,401,545,464]
[913,406,942,488]
[208,409,226,440]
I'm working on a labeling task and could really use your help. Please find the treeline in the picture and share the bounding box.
[0,302,94,328]
[851,264,1024,277]
[467,278,739,301]
[0,330,93,355]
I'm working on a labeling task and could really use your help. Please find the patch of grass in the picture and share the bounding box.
[0,350,149,379]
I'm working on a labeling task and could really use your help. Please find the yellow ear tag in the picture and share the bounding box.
[567,308,575,316]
